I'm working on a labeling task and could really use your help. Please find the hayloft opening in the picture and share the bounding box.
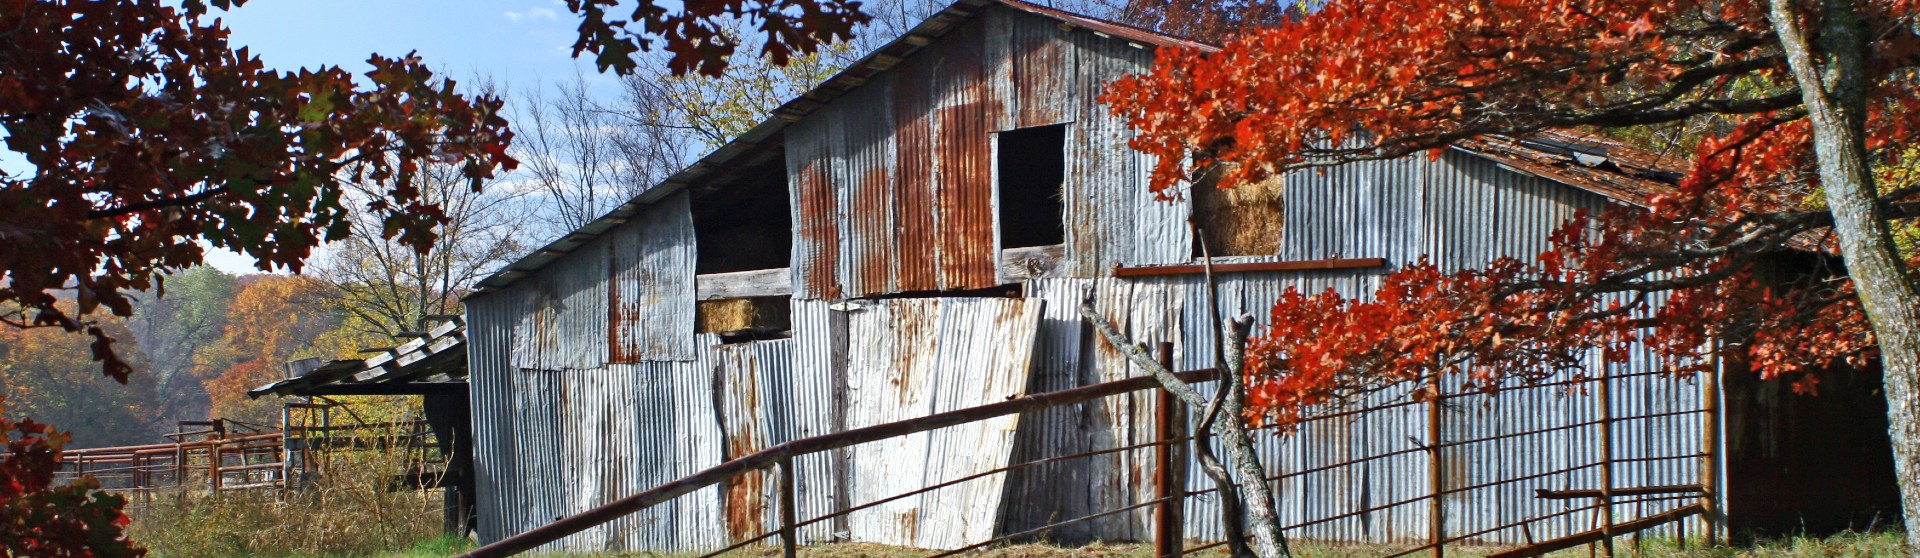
[996,124,1067,249]
[689,147,793,340]
[691,152,792,274]
[1190,164,1286,257]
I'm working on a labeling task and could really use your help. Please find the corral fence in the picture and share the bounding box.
[463,343,1718,558]
[54,409,444,506]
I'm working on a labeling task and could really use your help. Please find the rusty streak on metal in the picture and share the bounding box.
[457,368,1219,558]
[1111,258,1388,278]
[1483,504,1706,558]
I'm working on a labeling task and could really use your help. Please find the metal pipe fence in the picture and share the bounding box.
[463,350,1715,558]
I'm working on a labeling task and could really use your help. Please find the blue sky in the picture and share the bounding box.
[200,0,622,274]
[218,0,622,98]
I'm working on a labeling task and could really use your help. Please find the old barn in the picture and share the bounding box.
[456,0,1899,552]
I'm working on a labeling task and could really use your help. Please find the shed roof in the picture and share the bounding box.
[248,316,469,398]
[470,0,1683,293]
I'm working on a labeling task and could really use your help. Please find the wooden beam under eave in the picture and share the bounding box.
[1111,257,1389,278]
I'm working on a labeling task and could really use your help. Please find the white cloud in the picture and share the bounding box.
[504,6,559,23]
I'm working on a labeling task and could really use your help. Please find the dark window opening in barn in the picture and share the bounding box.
[1190,164,1286,257]
[692,151,792,274]
[996,124,1067,249]
[690,148,792,341]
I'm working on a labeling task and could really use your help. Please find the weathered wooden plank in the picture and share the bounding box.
[998,244,1067,282]
[695,268,794,300]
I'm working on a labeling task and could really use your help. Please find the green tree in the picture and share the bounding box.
[126,267,237,425]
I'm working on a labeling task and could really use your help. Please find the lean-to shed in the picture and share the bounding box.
[463,0,1900,552]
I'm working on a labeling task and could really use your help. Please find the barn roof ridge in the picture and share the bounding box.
[470,1,1682,294]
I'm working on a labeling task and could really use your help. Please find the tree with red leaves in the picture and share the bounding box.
[0,397,141,557]
[1103,0,1920,549]
[0,0,516,382]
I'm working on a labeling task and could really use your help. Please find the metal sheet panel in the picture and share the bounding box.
[891,54,942,293]
[786,7,1179,297]
[1000,7,1075,129]
[1063,32,1190,276]
[510,238,609,371]
[788,300,848,543]
[844,297,1043,548]
[836,78,901,297]
[930,20,1002,293]
[789,115,843,300]
[609,190,697,362]
[715,343,775,544]
[465,289,524,544]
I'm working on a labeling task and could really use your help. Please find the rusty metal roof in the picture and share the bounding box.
[1456,130,1688,207]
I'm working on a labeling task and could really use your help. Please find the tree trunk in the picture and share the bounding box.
[1218,317,1289,558]
[1768,0,1920,552]
[1078,302,1290,558]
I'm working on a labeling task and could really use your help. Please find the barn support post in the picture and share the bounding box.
[1428,374,1445,558]
[778,456,797,558]
[1598,353,1617,557]
[1155,342,1185,558]
[829,306,852,540]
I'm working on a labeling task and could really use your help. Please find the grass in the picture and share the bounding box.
[127,422,449,558]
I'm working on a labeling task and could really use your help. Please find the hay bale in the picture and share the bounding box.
[1192,172,1286,256]
[696,297,791,335]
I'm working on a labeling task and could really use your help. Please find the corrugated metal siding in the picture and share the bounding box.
[929,19,1002,292]
[843,297,1043,549]
[511,237,608,371]
[1063,31,1190,275]
[996,7,1074,129]
[786,6,1189,299]
[1012,148,1702,546]
[466,289,523,544]
[790,115,843,300]
[609,191,697,362]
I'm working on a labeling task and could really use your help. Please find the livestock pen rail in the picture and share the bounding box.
[463,344,1719,558]
[53,416,442,506]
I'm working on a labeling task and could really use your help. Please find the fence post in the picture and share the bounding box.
[1597,353,1616,557]
[210,440,223,491]
[778,457,797,558]
[1701,349,1720,548]
[1428,376,1445,558]
[1155,342,1184,558]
